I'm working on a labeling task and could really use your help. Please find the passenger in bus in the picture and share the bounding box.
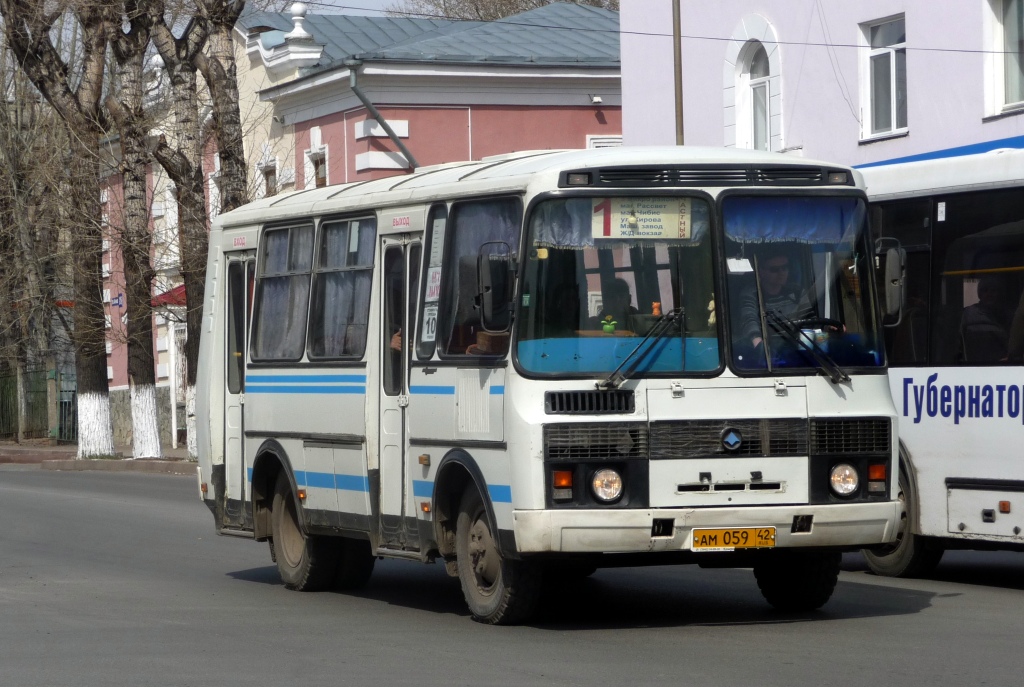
[958,277,1012,363]
[590,278,639,333]
[738,248,815,350]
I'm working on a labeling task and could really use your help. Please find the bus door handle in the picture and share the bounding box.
[398,394,410,407]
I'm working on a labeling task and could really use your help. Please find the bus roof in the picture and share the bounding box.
[213,146,860,231]
[861,147,1024,201]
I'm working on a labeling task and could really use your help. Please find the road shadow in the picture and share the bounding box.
[844,549,1024,592]
[228,558,936,630]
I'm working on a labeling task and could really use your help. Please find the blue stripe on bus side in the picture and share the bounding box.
[488,484,512,503]
[412,480,433,497]
[246,374,367,383]
[409,385,456,395]
[246,385,366,394]
[490,386,505,395]
[854,133,1024,169]
[245,468,368,493]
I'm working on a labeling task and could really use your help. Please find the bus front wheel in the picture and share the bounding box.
[271,472,339,591]
[455,488,541,625]
[753,550,841,612]
[862,471,944,578]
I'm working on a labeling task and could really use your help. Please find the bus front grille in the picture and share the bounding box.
[649,419,809,459]
[543,422,648,462]
[810,418,891,454]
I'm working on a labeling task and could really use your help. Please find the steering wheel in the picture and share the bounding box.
[791,317,843,331]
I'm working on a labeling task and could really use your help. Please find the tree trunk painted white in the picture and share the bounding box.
[130,383,162,459]
[77,392,114,458]
[186,384,197,459]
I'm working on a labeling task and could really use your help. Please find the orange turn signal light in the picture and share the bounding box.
[553,470,573,489]
[868,464,887,481]
[999,501,1011,514]
[420,501,431,513]
[297,488,307,502]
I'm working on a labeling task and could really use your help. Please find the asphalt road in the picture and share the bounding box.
[1,465,1022,687]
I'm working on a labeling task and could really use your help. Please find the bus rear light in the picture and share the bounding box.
[999,501,1011,514]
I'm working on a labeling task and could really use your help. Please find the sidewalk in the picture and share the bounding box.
[0,439,196,475]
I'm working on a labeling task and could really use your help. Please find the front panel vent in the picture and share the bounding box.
[545,390,634,415]
[560,164,849,188]
[810,418,891,454]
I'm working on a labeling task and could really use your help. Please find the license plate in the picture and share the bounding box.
[691,527,776,551]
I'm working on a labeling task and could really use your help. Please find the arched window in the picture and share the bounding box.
[747,43,771,151]
[724,16,781,152]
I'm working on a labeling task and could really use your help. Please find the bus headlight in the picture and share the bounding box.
[829,463,859,496]
[592,468,623,502]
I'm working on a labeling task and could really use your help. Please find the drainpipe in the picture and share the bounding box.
[344,59,420,169]
[673,0,684,145]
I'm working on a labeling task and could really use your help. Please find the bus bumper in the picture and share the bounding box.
[512,501,900,553]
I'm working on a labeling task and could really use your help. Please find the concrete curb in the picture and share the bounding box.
[41,459,197,476]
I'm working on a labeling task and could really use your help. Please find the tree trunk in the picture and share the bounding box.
[69,136,114,458]
[110,46,162,459]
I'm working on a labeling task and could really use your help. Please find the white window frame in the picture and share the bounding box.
[735,40,774,151]
[860,16,908,139]
[985,0,1024,115]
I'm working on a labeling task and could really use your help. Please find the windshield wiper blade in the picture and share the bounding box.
[598,307,683,390]
[764,310,849,384]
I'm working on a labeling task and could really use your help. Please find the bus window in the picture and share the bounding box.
[307,218,376,359]
[871,200,931,365]
[251,225,314,361]
[417,204,447,361]
[438,198,521,357]
[928,190,1024,365]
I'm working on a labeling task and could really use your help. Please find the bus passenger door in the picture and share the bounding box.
[378,236,421,550]
[223,253,254,530]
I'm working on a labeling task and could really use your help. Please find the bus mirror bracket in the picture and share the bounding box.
[478,241,513,332]
[876,237,906,327]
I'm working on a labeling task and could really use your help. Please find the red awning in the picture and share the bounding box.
[151,284,187,307]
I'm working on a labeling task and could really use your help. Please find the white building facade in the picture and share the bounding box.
[621,0,1024,166]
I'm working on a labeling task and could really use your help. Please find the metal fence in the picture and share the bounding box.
[0,367,78,443]
[57,372,77,444]
[0,372,16,440]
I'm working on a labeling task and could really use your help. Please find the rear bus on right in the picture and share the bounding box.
[862,147,1024,576]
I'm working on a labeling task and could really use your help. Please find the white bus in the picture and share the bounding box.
[861,147,1024,577]
[196,147,900,624]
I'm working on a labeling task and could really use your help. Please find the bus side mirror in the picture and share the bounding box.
[478,241,513,332]
[876,238,905,327]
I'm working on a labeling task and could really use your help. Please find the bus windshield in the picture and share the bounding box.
[722,195,884,373]
[516,196,718,375]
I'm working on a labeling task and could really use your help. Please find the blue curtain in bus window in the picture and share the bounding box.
[310,218,377,358]
[253,226,314,360]
[530,197,709,249]
[723,197,864,245]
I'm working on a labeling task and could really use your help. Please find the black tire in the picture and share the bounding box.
[753,550,842,612]
[334,538,376,590]
[455,488,542,625]
[270,473,339,591]
[862,470,944,578]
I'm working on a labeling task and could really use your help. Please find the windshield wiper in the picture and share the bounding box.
[764,310,849,384]
[598,307,684,390]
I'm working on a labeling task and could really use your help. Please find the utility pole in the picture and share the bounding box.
[673,0,684,145]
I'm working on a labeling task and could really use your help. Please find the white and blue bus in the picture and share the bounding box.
[196,147,900,623]
[861,147,1024,576]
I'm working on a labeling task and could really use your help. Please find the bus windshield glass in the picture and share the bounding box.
[516,196,719,376]
[722,195,884,373]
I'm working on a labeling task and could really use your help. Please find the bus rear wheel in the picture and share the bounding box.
[753,550,841,612]
[455,488,541,625]
[271,473,339,591]
[862,471,944,578]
